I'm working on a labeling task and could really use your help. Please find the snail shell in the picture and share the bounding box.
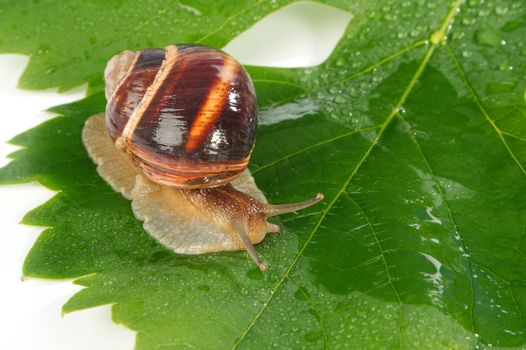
[104,45,257,189]
[83,45,323,271]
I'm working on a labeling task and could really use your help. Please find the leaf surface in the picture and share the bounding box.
[1,0,525,349]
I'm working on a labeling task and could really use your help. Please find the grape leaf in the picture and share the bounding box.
[1,0,526,349]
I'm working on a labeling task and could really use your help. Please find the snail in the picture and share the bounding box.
[82,44,323,271]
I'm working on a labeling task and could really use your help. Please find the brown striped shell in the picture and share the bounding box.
[104,44,258,189]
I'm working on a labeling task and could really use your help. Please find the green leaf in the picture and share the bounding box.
[1,0,526,348]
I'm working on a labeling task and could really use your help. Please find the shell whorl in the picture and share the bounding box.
[104,44,258,189]
[104,50,138,101]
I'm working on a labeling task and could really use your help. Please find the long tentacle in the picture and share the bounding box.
[264,193,324,217]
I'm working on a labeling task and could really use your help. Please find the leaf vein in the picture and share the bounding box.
[251,124,382,175]
[343,192,404,348]
[471,261,525,331]
[264,38,427,108]
[231,1,464,340]
[501,131,526,143]
[445,45,526,177]
[396,113,476,333]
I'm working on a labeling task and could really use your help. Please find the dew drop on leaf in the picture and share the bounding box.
[495,5,509,15]
[475,29,504,47]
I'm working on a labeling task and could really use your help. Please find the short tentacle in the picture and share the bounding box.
[235,222,268,271]
[266,223,281,233]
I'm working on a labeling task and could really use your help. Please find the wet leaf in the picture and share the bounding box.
[1,0,525,349]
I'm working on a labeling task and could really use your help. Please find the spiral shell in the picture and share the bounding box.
[104,44,258,189]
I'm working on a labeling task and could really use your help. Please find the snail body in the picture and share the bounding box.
[83,44,323,271]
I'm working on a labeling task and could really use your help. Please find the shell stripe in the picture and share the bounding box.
[129,141,250,173]
[119,45,179,145]
[185,57,240,152]
[134,49,191,130]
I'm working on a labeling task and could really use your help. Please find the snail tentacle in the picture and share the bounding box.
[264,193,324,217]
[234,222,268,272]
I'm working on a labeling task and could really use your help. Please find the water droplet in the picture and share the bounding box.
[397,106,406,114]
[336,57,347,67]
[486,81,517,94]
[462,50,472,58]
[476,29,504,47]
[495,5,509,15]
[462,17,475,26]
[37,44,50,55]
[335,96,347,104]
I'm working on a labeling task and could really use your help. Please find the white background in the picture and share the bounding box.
[0,3,350,349]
